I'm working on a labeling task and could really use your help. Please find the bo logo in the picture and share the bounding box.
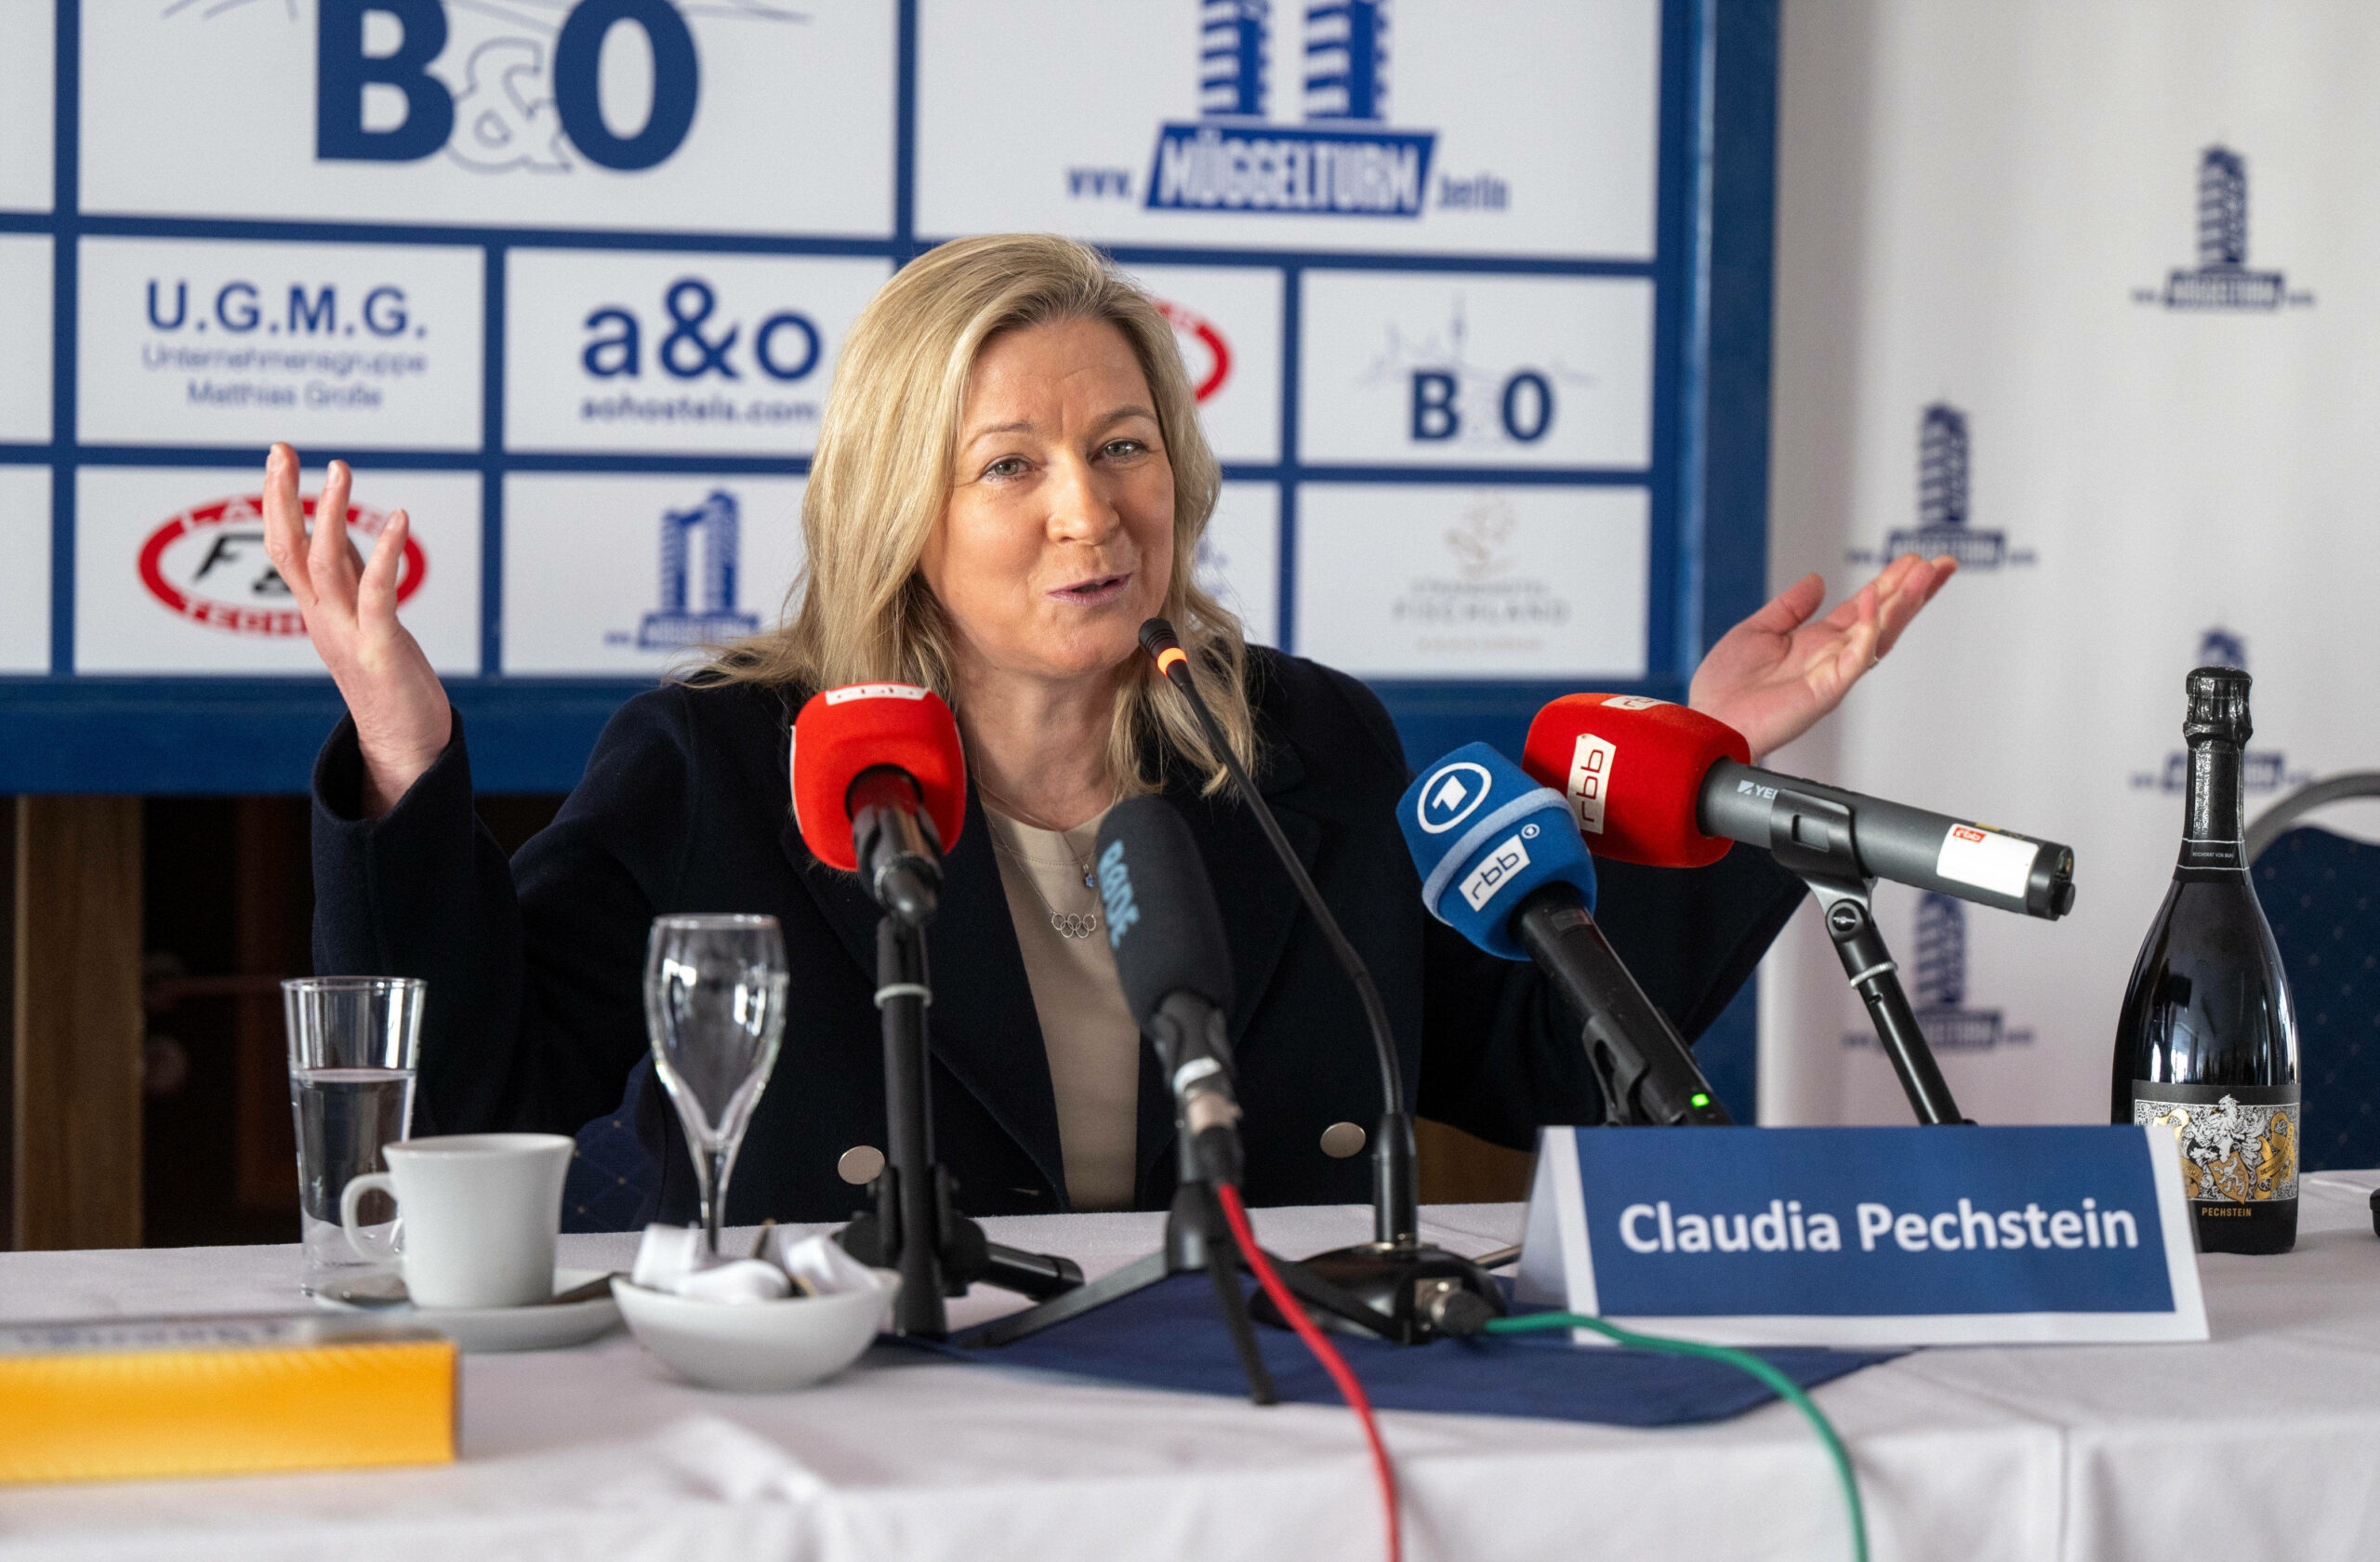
[318,0,698,173]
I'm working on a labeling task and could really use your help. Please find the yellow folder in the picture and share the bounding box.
[0,1313,457,1485]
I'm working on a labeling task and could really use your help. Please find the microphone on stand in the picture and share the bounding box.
[1138,619,1501,1343]
[1398,743,1730,1127]
[1519,694,2075,918]
[1517,695,2078,1126]
[794,682,1081,1331]
[792,682,969,926]
[1095,798,1244,1187]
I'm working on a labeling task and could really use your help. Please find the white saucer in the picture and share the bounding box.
[312,1266,622,1354]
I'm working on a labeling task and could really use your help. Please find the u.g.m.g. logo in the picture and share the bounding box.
[139,494,424,636]
[1146,1,1436,217]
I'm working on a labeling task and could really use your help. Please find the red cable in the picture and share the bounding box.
[1214,1182,1401,1562]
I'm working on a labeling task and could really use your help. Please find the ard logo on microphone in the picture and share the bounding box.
[1416,760,1492,834]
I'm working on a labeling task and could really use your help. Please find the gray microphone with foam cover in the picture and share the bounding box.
[1094,797,1242,1184]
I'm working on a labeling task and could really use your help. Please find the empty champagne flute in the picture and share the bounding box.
[643,914,789,1257]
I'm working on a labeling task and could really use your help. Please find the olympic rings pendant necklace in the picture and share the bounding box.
[980,784,1107,941]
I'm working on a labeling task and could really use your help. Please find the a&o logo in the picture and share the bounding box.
[2133,146,2313,311]
[140,493,423,636]
[1145,1,1437,217]
[1849,404,2033,573]
[1416,759,1492,834]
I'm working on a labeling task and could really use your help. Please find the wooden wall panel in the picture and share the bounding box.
[13,797,144,1251]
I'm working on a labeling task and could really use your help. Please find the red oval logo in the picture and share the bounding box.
[138,493,426,637]
[1154,298,1232,403]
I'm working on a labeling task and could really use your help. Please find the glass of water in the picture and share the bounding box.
[643,915,787,1257]
[284,976,424,1294]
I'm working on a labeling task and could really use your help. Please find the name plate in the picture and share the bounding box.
[1514,1125,2207,1346]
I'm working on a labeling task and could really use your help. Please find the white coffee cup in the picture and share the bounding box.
[341,1132,574,1309]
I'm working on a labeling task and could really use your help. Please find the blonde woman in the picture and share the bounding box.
[271,234,1950,1223]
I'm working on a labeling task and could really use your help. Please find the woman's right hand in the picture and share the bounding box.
[260,443,453,817]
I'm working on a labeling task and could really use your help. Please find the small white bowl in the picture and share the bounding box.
[611,1270,898,1392]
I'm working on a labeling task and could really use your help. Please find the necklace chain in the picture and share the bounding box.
[979,781,1110,941]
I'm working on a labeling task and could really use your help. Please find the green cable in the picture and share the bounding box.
[1481,1313,1868,1562]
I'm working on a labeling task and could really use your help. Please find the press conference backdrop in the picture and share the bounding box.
[1761,0,2380,1126]
[0,0,1778,799]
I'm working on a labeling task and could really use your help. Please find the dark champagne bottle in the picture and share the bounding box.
[2112,667,2299,1254]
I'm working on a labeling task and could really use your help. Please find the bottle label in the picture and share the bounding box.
[2132,1082,2299,1205]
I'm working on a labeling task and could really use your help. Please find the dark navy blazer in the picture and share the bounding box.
[312,650,1803,1223]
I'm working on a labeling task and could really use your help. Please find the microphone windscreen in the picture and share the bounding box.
[1093,797,1234,1028]
[1398,743,1595,960]
[790,683,966,871]
[1521,695,1748,868]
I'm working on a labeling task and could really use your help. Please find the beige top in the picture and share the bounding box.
[982,803,1140,1212]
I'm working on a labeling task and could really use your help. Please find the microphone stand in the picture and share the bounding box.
[832,802,1088,1337]
[1143,622,1502,1344]
[1764,786,1968,1126]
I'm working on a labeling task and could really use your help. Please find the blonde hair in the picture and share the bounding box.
[702,233,1256,796]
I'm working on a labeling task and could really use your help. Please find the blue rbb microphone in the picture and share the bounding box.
[1398,743,1593,960]
[1401,744,1730,1127]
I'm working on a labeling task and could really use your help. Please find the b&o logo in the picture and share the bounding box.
[139,494,424,636]
[2132,146,2313,312]
[317,0,714,174]
[1848,404,2033,573]
[1141,1,1439,218]
[1416,759,1493,834]
[1358,299,1588,452]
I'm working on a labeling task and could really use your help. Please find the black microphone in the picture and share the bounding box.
[1140,618,1415,1244]
[1094,798,1242,1185]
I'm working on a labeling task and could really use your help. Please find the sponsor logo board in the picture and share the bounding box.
[1197,482,1281,648]
[1299,271,1652,468]
[0,237,51,443]
[1295,483,1647,679]
[505,252,890,456]
[501,472,805,676]
[916,0,1658,258]
[0,467,50,674]
[78,237,483,449]
[75,467,481,676]
[80,2,896,234]
[0,7,51,213]
[1120,264,1284,464]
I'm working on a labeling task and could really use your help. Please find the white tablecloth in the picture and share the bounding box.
[4,1182,2379,1562]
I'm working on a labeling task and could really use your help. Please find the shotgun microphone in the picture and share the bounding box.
[1521,694,2076,919]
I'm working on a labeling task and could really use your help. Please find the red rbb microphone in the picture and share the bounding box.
[790,682,966,872]
[1521,695,1748,868]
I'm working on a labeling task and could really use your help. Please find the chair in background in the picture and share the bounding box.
[561,1055,663,1233]
[2250,774,2380,1173]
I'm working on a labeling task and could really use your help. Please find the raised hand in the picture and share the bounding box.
[259,443,452,816]
[1687,553,1955,762]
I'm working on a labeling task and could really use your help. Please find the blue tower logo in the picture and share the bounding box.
[637,490,760,650]
[1853,403,2032,572]
[2136,147,2311,311]
[2133,628,2307,794]
[1148,2,1436,217]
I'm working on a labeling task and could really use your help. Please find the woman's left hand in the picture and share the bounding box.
[1687,553,1956,762]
